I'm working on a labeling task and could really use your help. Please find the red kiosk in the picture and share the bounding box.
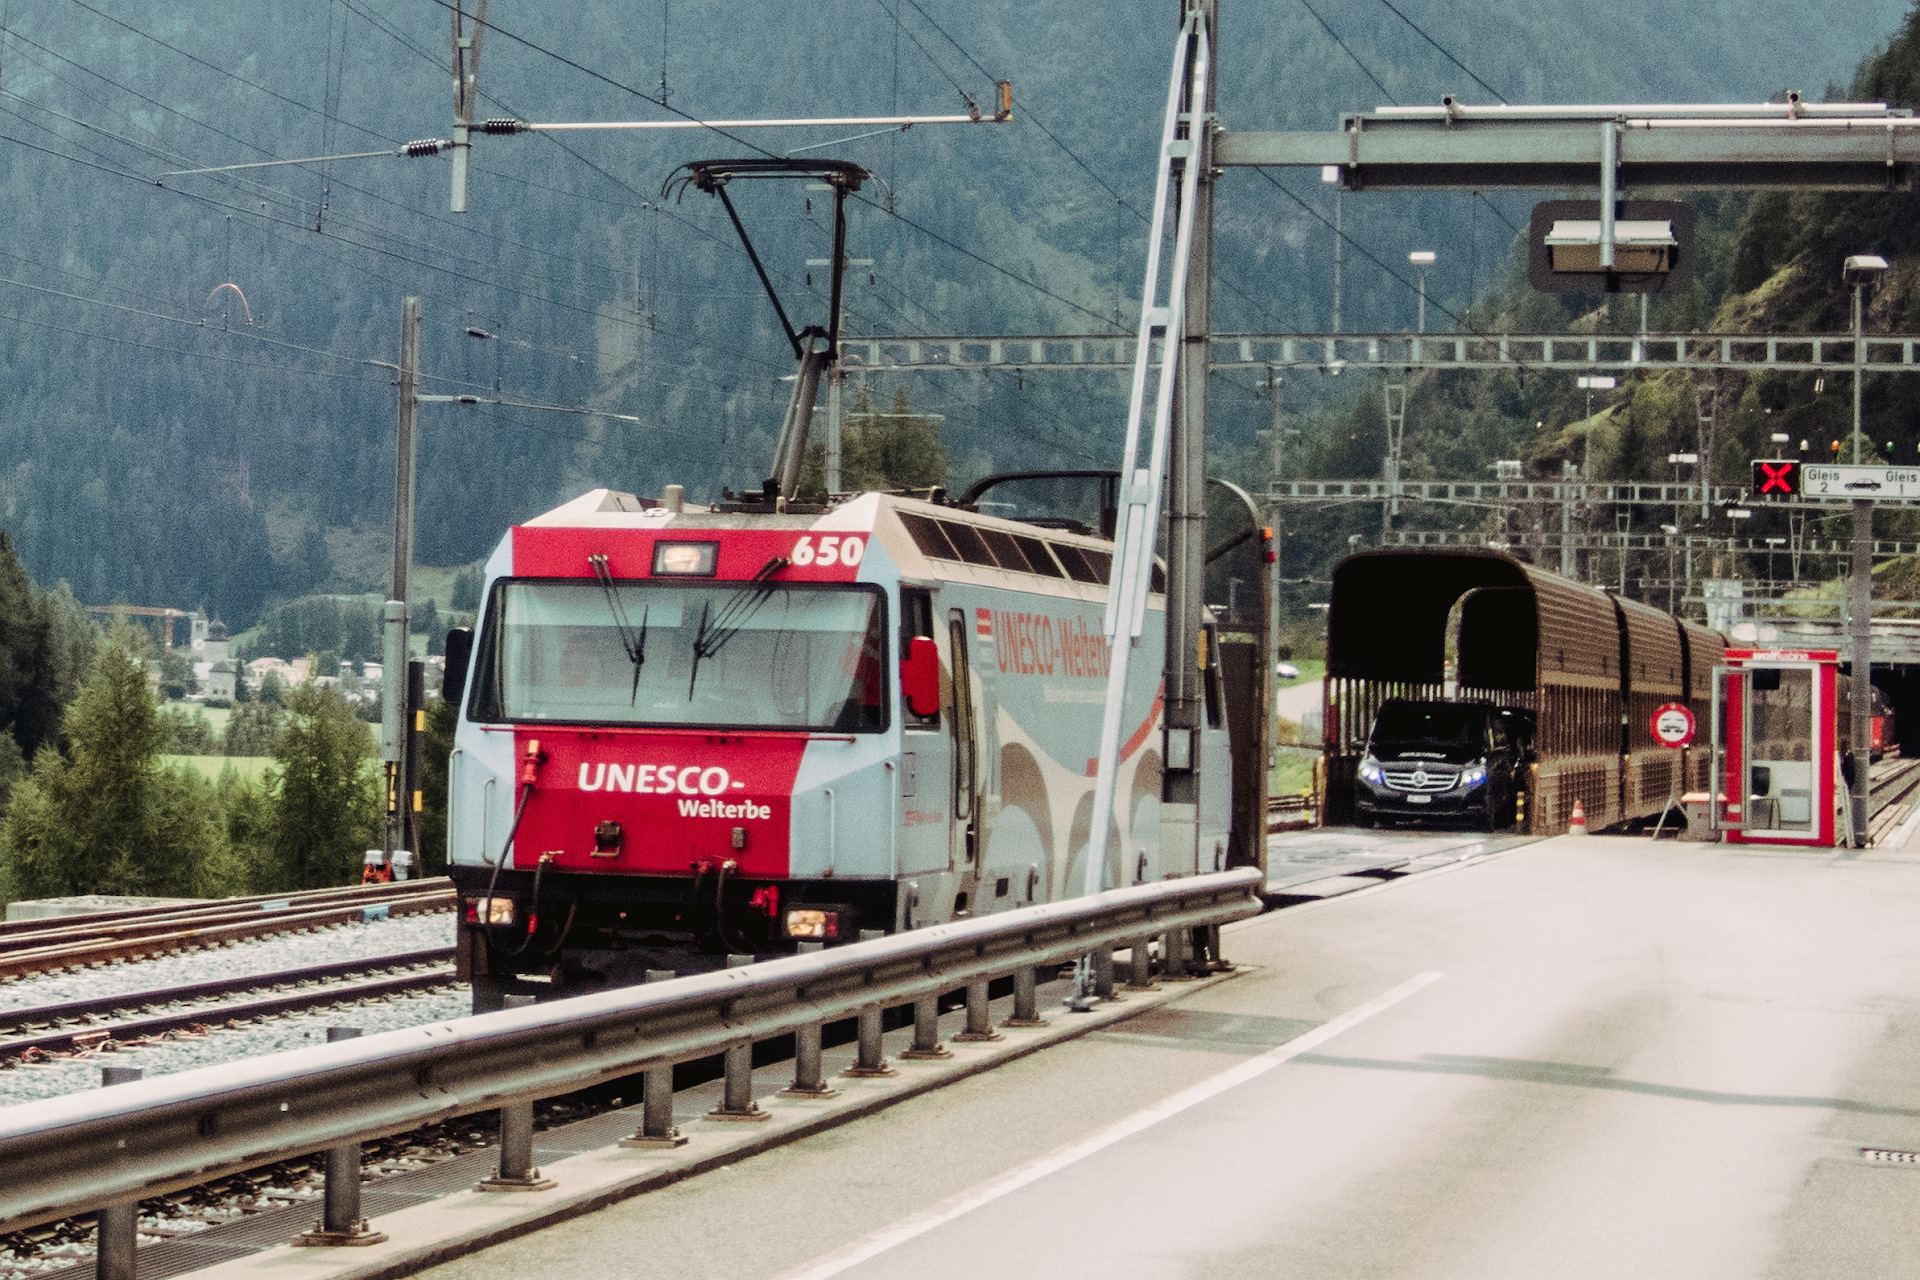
[1711,648,1845,847]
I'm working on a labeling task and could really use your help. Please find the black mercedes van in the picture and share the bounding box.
[1354,698,1521,831]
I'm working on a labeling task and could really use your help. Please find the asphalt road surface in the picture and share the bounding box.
[418,833,1920,1279]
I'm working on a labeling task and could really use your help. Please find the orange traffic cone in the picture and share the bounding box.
[1568,801,1588,836]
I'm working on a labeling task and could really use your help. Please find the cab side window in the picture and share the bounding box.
[901,587,938,728]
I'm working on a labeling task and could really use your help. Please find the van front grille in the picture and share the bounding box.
[1382,766,1458,793]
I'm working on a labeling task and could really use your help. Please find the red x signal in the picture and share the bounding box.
[1753,460,1798,495]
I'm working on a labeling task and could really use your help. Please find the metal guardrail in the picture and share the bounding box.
[0,869,1262,1238]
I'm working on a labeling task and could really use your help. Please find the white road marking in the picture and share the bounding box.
[770,970,1445,1280]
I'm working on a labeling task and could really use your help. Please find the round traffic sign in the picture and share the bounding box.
[1651,703,1695,749]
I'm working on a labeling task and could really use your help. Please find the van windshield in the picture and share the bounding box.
[471,581,887,732]
[1369,704,1487,761]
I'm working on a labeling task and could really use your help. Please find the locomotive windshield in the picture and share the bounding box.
[470,580,887,732]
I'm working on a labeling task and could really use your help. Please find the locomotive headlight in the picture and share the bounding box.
[785,908,840,940]
[464,896,515,925]
[653,541,718,576]
[1358,755,1385,785]
[1459,760,1488,787]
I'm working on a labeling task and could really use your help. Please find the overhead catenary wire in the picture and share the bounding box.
[1374,0,1509,104]
[1297,0,1398,103]
[882,0,1304,334]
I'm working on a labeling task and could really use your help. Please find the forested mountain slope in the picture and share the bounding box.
[0,0,1905,622]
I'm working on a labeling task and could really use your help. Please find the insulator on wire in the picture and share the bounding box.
[483,119,530,135]
[402,138,450,158]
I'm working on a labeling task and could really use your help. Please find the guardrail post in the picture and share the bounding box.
[953,979,1001,1042]
[1092,947,1120,1000]
[95,1066,142,1280]
[1003,966,1049,1028]
[780,943,839,1098]
[1200,924,1227,972]
[621,971,688,1147]
[1162,927,1194,980]
[708,955,771,1121]
[476,998,555,1191]
[295,1031,389,1245]
[901,994,952,1059]
[1126,937,1155,990]
[843,1004,896,1078]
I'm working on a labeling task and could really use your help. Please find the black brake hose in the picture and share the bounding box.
[500,853,548,959]
[480,782,536,949]
[714,860,751,956]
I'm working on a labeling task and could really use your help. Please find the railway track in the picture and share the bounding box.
[0,948,454,1063]
[1866,755,1920,845]
[0,879,454,982]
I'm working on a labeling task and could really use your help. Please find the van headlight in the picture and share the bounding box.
[1358,755,1384,784]
[1459,760,1488,787]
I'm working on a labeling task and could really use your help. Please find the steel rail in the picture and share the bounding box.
[0,965,456,1059]
[0,880,453,943]
[1869,758,1920,812]
[0,892,452,981]
[0,949,454,1048]
[0,869,1261,1233]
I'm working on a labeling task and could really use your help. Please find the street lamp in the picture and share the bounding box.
[1842,252,1889,846]
[1843,254,1889,463]
[1409,251,1436,334]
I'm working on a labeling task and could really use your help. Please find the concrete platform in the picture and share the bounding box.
[390,832,1920,1279]
[1266,825,1534,897]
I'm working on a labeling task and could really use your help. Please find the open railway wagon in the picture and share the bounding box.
[442,487,1246,1007]
[1323,550,1725,835]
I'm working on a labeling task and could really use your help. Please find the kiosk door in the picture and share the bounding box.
[1746,665,1817,834]
[1711,666,1747,832]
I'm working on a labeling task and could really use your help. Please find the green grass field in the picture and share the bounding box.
[161,755,276,783]
[1274,658,1325,686]
[163,702,231,735]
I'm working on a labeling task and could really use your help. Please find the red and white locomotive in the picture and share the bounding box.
[443,487,1233,1008]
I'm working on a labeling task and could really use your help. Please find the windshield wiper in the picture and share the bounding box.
[588,553,650,705]
[687,555,790,698]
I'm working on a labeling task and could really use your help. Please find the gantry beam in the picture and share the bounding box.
[839,332,1920,375]
[1380,529,1920,558]
[1213,102,1920,191]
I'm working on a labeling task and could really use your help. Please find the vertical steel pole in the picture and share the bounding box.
[382,297,421,868]
[1854,283,1865,465]
[1164,0,1218,881]
[1851,498,1873,845]
[95,1066,143,1280]
[825,363,844,495]
[1331,190,1342,336]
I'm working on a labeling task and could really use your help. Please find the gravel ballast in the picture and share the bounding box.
[0,911,455,1013]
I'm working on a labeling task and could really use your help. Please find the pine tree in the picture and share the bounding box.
[415,691,458,877]
[2,626,227,902]
[265,683,378,890]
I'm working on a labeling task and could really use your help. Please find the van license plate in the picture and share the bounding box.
[1406,794,1431,804]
